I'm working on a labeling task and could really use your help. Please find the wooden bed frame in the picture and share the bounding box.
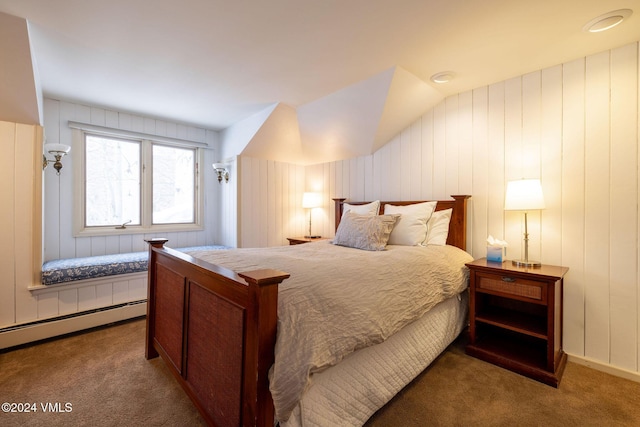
[145,195,469,426]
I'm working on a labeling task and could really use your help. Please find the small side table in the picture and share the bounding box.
[465,258,569,387]
[287,236,329,245]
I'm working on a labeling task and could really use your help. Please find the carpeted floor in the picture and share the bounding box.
[1,318,204,427]
[1,317,639,426]
[366,338,640,427]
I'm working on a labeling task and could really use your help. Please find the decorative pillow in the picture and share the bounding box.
[425,208,452,246]
[332,212,399,251]
[383,201,437,246]
[341,200,380,218]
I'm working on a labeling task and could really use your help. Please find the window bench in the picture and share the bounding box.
[41,245,228,286]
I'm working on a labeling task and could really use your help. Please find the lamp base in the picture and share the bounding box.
[511,259,542,268]
[304,235,321,239]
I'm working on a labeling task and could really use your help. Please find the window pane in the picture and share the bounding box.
[152,145,195,224]
[85,135,141,227]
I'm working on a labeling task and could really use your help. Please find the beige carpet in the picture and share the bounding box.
[365,338,640,427]
[1,317,639,426]
[1,318,204,427]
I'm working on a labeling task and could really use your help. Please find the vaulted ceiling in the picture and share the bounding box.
[1,1,639,164]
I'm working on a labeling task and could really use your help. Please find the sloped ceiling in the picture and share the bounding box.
[0,12,41,125]
[1,1,639,162]
[226,66,443,165]
[296,68,397,164]
[221,103,303,164]
[298,66,444,164]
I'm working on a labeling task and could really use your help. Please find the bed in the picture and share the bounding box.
[145,195,471,426]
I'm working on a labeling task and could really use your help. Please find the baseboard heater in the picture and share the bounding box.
[0,300,147,351]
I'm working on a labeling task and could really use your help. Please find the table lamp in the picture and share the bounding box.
[302,192,322,238]
[504,179,545,268]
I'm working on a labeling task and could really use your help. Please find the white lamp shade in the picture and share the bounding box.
[505,179,545,211]
[302,192,322,209]
[45,143,71,154]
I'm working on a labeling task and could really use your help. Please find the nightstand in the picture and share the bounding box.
[286,236,329,245]
[465,258,569,387]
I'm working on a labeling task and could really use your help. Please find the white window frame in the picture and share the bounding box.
[72,128,205,237]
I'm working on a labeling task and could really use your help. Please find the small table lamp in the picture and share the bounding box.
[504,179,545,268]
[302,192,322,238]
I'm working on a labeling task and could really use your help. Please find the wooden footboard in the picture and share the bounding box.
[144,238,289,426]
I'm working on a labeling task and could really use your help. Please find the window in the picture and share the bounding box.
[85,135,141,227]
[75,131,203,236]
[152,144,196,224]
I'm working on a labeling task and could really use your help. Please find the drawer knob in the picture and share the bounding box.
[501,276,516,283]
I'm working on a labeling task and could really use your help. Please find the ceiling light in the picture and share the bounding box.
[430,71,455,84]
[583,9,632,33]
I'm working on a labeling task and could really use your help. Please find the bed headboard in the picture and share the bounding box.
[333,196,470,251]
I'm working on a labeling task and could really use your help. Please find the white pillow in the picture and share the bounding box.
[383,201,437,246]
[341,200,380,218]
[425,208,452,246]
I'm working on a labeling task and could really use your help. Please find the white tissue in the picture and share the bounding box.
[486,235,508,247]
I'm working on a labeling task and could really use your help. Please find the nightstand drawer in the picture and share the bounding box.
[477,273,546,303]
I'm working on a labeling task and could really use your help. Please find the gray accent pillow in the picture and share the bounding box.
[332,212,400,251]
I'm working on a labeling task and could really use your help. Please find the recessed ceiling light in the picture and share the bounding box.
[583,9,632,33]
[430,71,455,84]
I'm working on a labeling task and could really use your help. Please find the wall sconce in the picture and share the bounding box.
[212,163,229,183]
[43,143,71,175]
[302,192,322,238]
[504,178,545,268]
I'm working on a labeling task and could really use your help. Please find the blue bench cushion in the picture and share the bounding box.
[42,245,227,286]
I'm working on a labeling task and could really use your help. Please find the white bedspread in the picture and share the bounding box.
[187,241,472,422]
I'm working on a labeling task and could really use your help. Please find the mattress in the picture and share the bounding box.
[282,291,468,427]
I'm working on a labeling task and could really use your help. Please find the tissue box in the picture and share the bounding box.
[487,246,503,263]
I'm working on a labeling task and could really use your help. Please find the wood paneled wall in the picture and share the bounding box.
[238,156,306,248]
[237,43,640,376]
[0,121,42,327]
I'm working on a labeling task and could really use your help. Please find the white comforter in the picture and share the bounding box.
[187,241,472,422]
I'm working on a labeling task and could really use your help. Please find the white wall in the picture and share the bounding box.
[237,156,307,248]
[43,99,221,261]
[239,42,640,377]
[214,155,239,248]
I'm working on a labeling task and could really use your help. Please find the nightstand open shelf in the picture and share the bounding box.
[475,304,547,339]
[465,258,569,387]
[468,324,548,370]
